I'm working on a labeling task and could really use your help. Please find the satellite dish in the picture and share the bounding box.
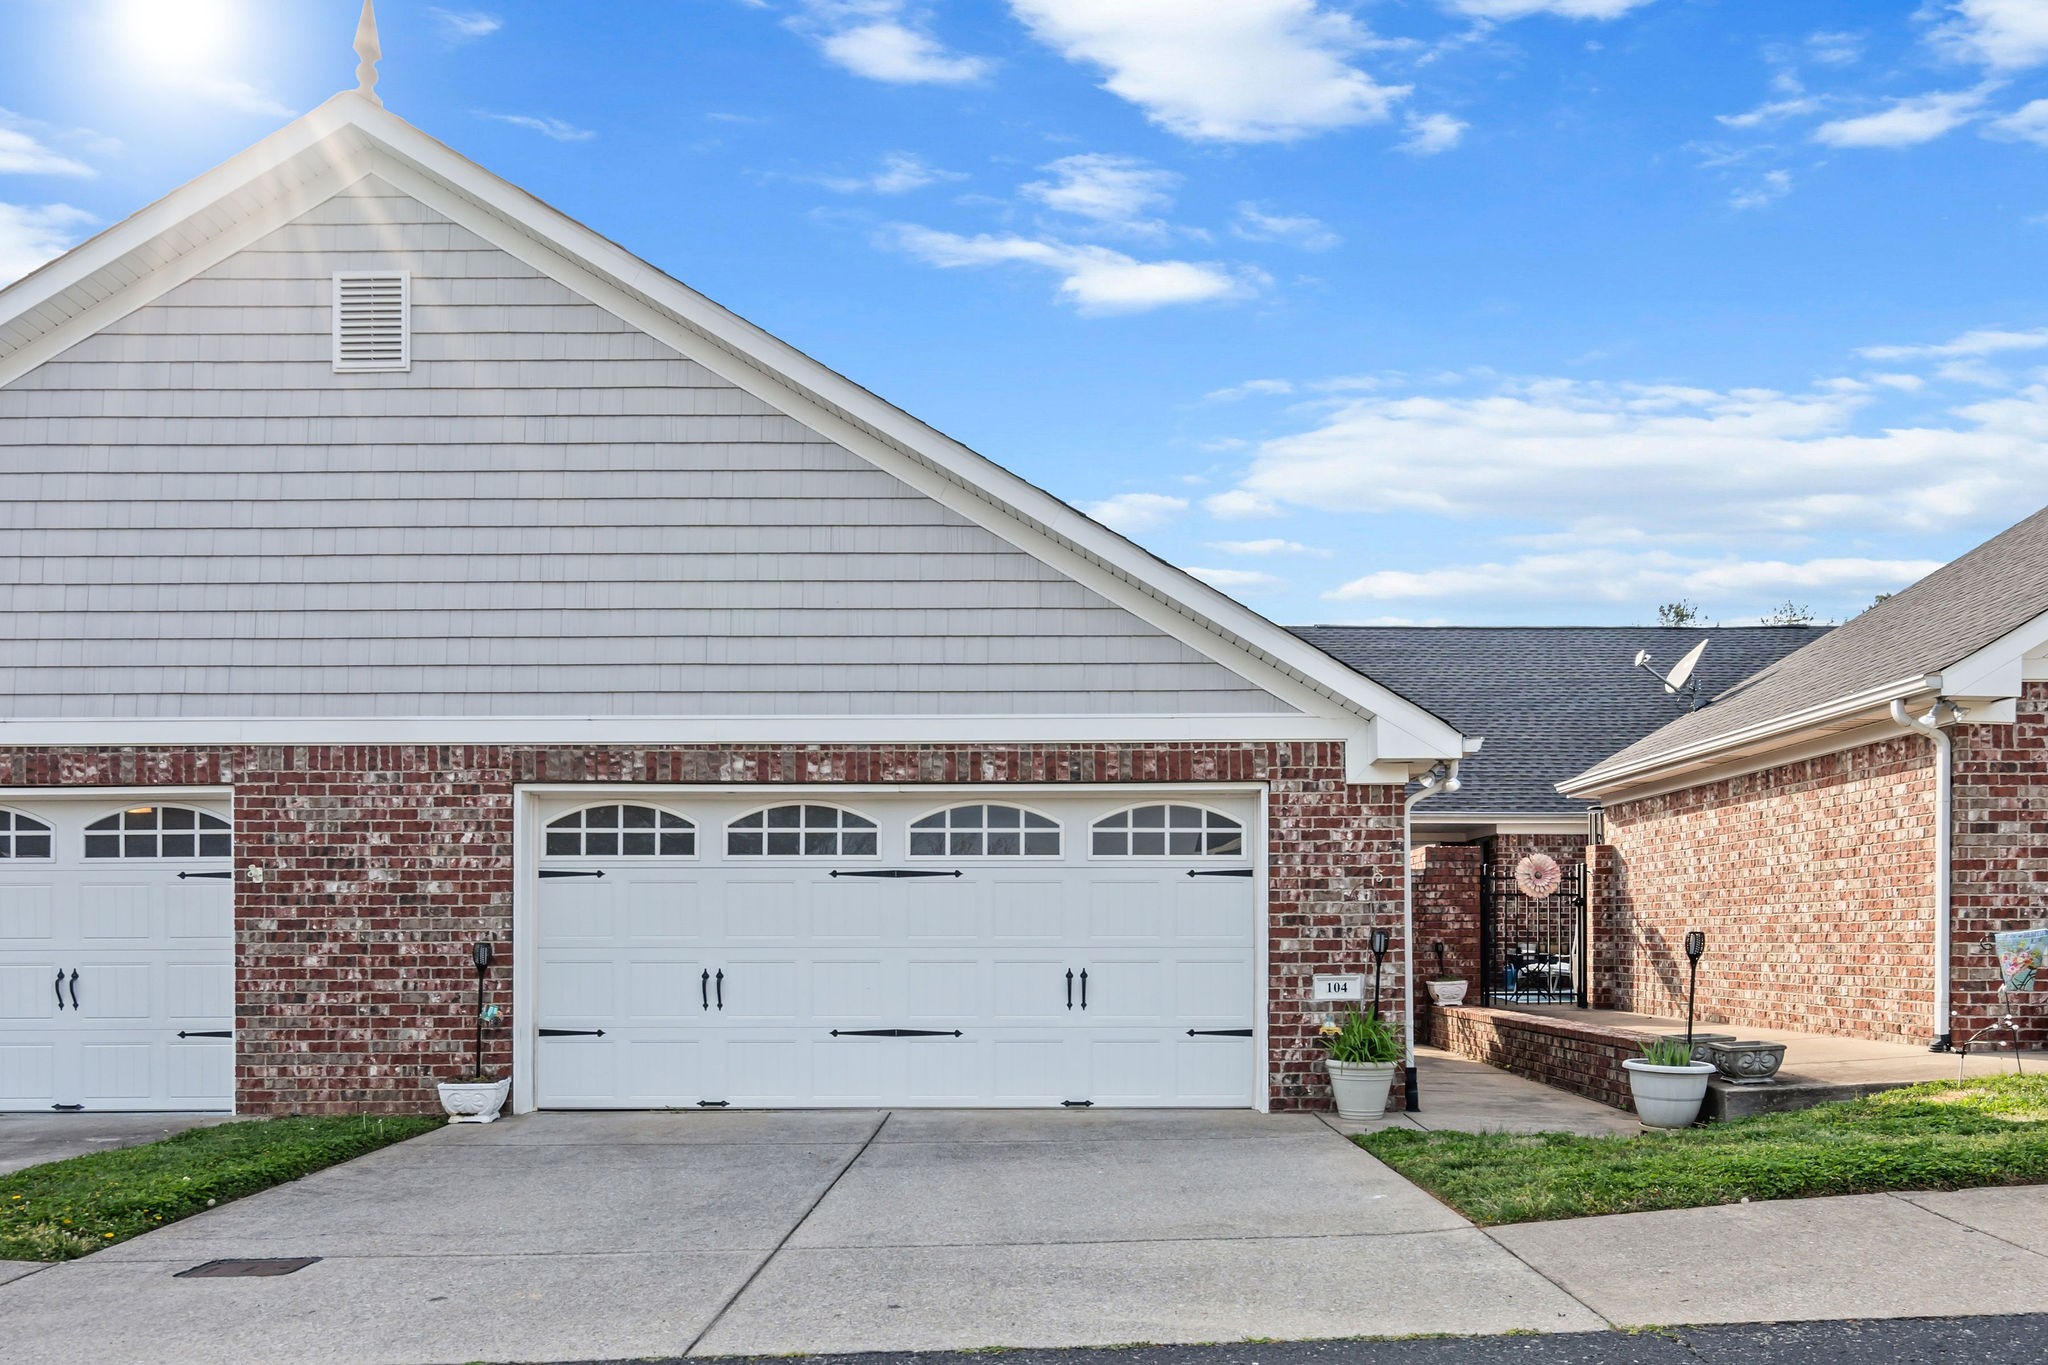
[1633,639,1710,710]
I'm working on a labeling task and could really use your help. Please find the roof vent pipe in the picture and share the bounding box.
[1889,697,1954,1052]
[1402,761,1460,1110]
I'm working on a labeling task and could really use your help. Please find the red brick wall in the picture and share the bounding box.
[1426,1004,1635,1110]
[1601,735,1938,1045]
[1950,681,2048,1048]
[1411,844,1481,1016]
[1483,832,1589,868]
[0,742,1403,1114]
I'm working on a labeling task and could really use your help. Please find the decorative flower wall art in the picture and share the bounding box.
[1514,852,1562,899]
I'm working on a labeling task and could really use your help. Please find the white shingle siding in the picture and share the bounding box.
[0,178,1292,721]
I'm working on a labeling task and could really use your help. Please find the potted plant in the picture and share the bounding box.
[1621,1037,1716,1129]
[1425,940,1467,1006]
[1317,1010,1403,1120]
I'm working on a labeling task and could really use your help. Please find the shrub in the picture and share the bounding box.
[1318,1010,1402,1065]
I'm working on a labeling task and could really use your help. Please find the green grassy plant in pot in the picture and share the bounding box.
[1319,1010,1403,1120]
[1622,1037,1717,1129]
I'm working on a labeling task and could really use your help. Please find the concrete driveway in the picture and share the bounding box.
[0,1108,1598,1362]
[0,1113,230,1177]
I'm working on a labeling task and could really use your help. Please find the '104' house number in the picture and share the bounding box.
[1313,975,1366,1002]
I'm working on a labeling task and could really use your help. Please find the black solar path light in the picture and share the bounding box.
[1683,931,1706,1047]
[471,941,494,1079]
[1368,927,1392,1021]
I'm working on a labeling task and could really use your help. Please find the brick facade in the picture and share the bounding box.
[1481,831,1589,869]
[1950,680,2048,1047]
[1411,844,1481,1016]
[1600,735,1939,1045]
[0,741,1405,1114]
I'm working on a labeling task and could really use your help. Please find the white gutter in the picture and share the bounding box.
[1889,698,1957,1051]
[1402,759,1461,1110]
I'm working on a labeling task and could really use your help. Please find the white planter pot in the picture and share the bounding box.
[1426,979,1469,1007]
[437,1078,511,1124]
[1326,1059,1399,1120]
[1621,1059,1716,1129]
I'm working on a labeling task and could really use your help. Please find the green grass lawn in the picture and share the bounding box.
[1359,1074,2048,1226]
[0,1114,441,1261]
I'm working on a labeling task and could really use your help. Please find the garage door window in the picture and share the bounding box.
[83,806,231,859]
[727,804,878,857]
[909,804,1060,857]
[0,809,52,859]
[546,804,695,858]
[1092,804,1243,858]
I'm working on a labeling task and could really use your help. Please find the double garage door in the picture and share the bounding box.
[533,792,1260,1109]
[0,800,234,1112]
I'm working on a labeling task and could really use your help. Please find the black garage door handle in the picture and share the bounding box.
[54,969,65,1011]
[68,969,79,1011]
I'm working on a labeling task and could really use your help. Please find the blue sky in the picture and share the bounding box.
[3,1,2048,627]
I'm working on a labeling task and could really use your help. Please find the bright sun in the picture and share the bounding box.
[112,0,239,75]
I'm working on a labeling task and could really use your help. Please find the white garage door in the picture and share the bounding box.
[0,801,235,1113]
[531,793,1259,1109]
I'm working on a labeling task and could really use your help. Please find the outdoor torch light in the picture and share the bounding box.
[471,942,495,1080]
[1683,931,1705,1046]
[1368,927,1392,1020]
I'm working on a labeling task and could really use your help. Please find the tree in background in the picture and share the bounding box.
[1656,600,1704,626]
[1761,600,1819,626]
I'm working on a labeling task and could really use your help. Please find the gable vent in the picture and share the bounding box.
[332,271,410,372]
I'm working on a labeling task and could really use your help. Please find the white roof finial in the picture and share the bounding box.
[353,0,384,107]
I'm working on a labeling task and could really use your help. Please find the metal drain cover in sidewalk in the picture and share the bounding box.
[174,1257,322,1279]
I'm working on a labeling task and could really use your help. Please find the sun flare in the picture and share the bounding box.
[111,0,238,76]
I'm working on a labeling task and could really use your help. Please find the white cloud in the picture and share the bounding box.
[1325,548,1939,611]
[796,2,992,85]
[1807,30,1863,65]
[1730,168,1793,210]
[1812,87,1992,148]
[481,113,596,142]
[816,152,961,194]
[1022,154,1179,235]
[1208,538,1329,556]
[1215,372,2048,538]
[1205,378,1298,402]
[1870,372,1928,391]
[1987,97,2048,146]
[1083,492,1189,531]
[1717,96,1822,129]
[1397,111,1468,155]
[428,8,502,40]
[0,202,95,286]
[0,124,92,178]
[191,77,294,120]
[1203,489,1285,519]
[1007,0,1408,143]
[1440,0,1658,17]
[1857,326,2048,360]
[1930,0,2048,70]
[1184,566,1285,593]
[1231,204,1340,250]
[889,225,1264,313]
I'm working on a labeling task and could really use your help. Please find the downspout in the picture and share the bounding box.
[1402,760,1460,1110]
[1889,698,1954,1052]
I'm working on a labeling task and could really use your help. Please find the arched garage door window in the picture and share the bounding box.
[1091,804,1243,858]
[545,804,696,858]
[84,806,231,859]
[909,804,1061,857]
[0,809,52,859]
[727,805,877,857]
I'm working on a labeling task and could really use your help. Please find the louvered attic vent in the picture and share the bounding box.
[332,271,410,372]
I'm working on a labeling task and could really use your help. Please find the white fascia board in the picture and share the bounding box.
[1936,606,2048,700]
[0,713,1358,748]
[1415,813,1586,831]
[341,108,1465,761]
[1558,673,1941,799]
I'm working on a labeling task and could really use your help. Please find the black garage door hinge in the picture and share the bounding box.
[1060,1099,1093,1108]
[1186,1028,1254,1037]
[829,868,963,879]
[177,870,233,880]
[697,1100,730,1108]
[177,1030,234,1039]
[538,869,604,880]
[1186,868,1254,878]
[538,1028,606,1037]
[829,1028,964,1037]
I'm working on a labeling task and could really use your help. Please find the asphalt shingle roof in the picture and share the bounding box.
[1291,625,1830,817]
[1571,505,2048,788]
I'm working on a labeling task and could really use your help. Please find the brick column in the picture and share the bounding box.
[1410,843,1481,1043]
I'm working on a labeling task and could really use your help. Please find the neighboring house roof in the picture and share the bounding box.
[0,90,1463,774]
[1294,625,1830,818]
[1564,504,2048,796]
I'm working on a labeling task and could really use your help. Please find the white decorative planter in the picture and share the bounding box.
[1622,1059,1716,1129]
[1426,979,1469,1007]
[437,1078,511,1124]
[1326,1059,1399,1120]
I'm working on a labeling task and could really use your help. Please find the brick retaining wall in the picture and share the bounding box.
[1425,1002,1640,1110]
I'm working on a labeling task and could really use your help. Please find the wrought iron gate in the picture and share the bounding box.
[1479,860,1588,1008]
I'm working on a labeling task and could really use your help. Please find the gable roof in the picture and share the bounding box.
[1563,504,2048,796]
[1293,625,1829,817]
[0,91,1463,773]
